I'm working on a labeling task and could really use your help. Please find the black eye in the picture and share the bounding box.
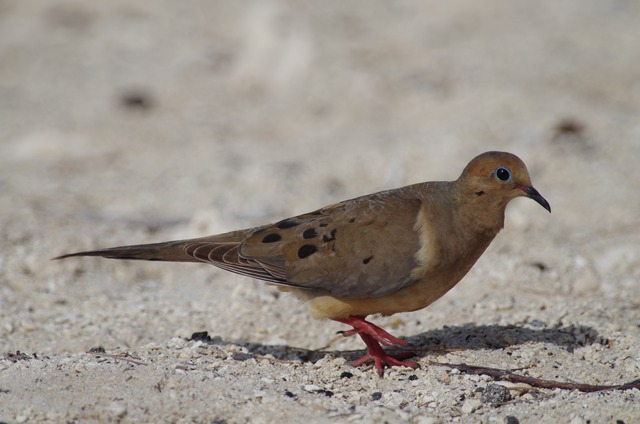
[495,166,511,182]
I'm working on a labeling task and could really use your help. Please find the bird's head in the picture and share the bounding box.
[457,151,551,213]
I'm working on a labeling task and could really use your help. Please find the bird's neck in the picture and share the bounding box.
[460,202,506,237]
[416,182,502,265]
[450,183,507,236]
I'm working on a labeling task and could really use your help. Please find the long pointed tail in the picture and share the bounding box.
[53,239,202,263]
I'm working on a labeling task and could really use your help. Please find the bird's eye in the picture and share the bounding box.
[494,166,512,182]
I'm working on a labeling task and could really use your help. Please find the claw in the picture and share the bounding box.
[351,333,418,376]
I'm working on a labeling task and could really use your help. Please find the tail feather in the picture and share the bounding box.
[53,239,203,263]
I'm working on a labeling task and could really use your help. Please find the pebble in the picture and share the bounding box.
[303,384,322,393]
[481,384,512,406]
[414,416,442,424]
[461,398,483,414]
[107,403,127,419]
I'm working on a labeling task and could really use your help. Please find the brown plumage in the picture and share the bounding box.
[55,151,550,376]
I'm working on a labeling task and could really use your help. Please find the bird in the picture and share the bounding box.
[55,151,550,376]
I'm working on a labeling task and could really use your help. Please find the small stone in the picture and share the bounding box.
[481,384,512,406]
[107,402,127,419]
[461,398,483,414]
[303,384,321,393]
[420,394,435,404]
[414,416,442,424]
[528,319,545,328]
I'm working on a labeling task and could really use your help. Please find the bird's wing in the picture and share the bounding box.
[234,190,424,298]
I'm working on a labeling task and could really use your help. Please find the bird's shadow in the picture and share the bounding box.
[190,323,603,365]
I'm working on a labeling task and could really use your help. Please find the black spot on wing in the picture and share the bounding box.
[303,228,318,239]
[297,244,317,259]
[276,219,300,229]
[262,233,282,243]
[322,228,337,243]
[362,256,373,265]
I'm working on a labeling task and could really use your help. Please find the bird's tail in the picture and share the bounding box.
[53,239,203,263]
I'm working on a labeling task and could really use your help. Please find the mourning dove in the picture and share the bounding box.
[56,151,550,376]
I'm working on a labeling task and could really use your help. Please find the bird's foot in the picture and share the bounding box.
[352,333,417,377]
[334,316,417,376]
[335,316,409,347]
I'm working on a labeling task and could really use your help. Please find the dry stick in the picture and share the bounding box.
[87,350,149,366]
[430,361,640,392]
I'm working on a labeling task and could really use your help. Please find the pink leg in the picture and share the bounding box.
[334,316,417,377]
[334,316,409,347]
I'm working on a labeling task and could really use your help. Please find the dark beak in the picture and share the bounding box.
[519,185,551,213]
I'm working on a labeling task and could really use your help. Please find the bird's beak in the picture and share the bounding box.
[518,185,551,213]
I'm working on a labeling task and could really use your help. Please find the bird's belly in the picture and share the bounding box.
[305,274,463,319]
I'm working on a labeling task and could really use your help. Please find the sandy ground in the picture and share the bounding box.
[1,1,640,423]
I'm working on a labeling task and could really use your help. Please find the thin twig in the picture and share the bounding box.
[430,361,640,392]
[254,355,302,365]
[87,350,148,366]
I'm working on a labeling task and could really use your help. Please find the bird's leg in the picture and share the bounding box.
[335,316,409,347]
[334,316,417,376]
